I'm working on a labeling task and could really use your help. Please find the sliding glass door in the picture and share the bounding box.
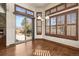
[16,15,33,43]
[25,17,33,41]
[16,15,25,43]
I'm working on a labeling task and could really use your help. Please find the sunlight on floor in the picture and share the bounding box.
[33,49,51,56]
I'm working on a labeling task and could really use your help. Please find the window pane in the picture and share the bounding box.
[51,26,56,34]
[67,25,76,36]
[37,20,42,26]
[57,26,65,35]
[50,8,56,13]
[61,15,65,24]
[71,13,76,24]
[66,3,77,8]
[46,20,50,26]
[57,16,61,25]
[46,27,50,34]
[57,4,65,11]
[27,10,33,15]
[37,27,41,33]
[67,13,76,24]
[16,6,26,13]
[67,25,71,35]
[67,14,71,24]
[71,25,76,36]
[51,17,56,25]
[57,15,65,25]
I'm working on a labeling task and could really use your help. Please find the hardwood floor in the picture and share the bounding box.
[0,39,79,56]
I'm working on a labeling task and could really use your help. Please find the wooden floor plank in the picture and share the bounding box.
[0,39,79,56]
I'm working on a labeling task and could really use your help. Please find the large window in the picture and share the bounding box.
[66,12,77,36]
[50,17,56,34]
[45,3,78,16]
[57,15,65,35]
[45,9,78,40]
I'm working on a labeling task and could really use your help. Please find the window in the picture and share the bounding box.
[36,12,42,35]
[57,15,65,35]
[16,6,26,13]
[36,20,42,35]
[45,3,78,16]
[66,3,78,8]
[50,8,56,14]
[57,4,65,12]
[15,5,34,16]
[45,19,50,35]
[27,10,33,15]
[50,17,56,34]
[45,4,78,40]
[66,12,77,36]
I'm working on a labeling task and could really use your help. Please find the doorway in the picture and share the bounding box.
[15,14,34,44]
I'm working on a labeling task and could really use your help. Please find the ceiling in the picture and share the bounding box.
[26,3,50,7]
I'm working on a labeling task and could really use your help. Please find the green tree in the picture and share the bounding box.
[21,17,32,35]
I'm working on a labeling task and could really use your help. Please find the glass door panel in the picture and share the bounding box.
[25,17,32,40]
[16,15,26,43]
[16,14,33,44]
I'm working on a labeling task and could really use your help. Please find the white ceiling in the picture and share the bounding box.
[26,3,50,7]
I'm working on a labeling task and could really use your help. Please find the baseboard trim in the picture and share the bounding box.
[6,44,15,48]
[4,38,79,51]
[35,38,79,51]
[6,40,32,48]
[15,39,32,45]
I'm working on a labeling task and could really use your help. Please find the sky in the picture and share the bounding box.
[16,15,32,28]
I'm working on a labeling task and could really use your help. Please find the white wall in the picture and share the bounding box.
[6,3,16,46]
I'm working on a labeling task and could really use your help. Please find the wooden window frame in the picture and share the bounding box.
[56,14,65,36]
[66,3,78,9]
[65,9,78,40]
[45,3,78,16]
[14,4,34,16]
[45,10,51,16]
[50,16,57,35]
[50,7,57,14]
[45,9,78,41]
[36,12,42,35]
[56,3,66,12]
[45,18,51,35]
